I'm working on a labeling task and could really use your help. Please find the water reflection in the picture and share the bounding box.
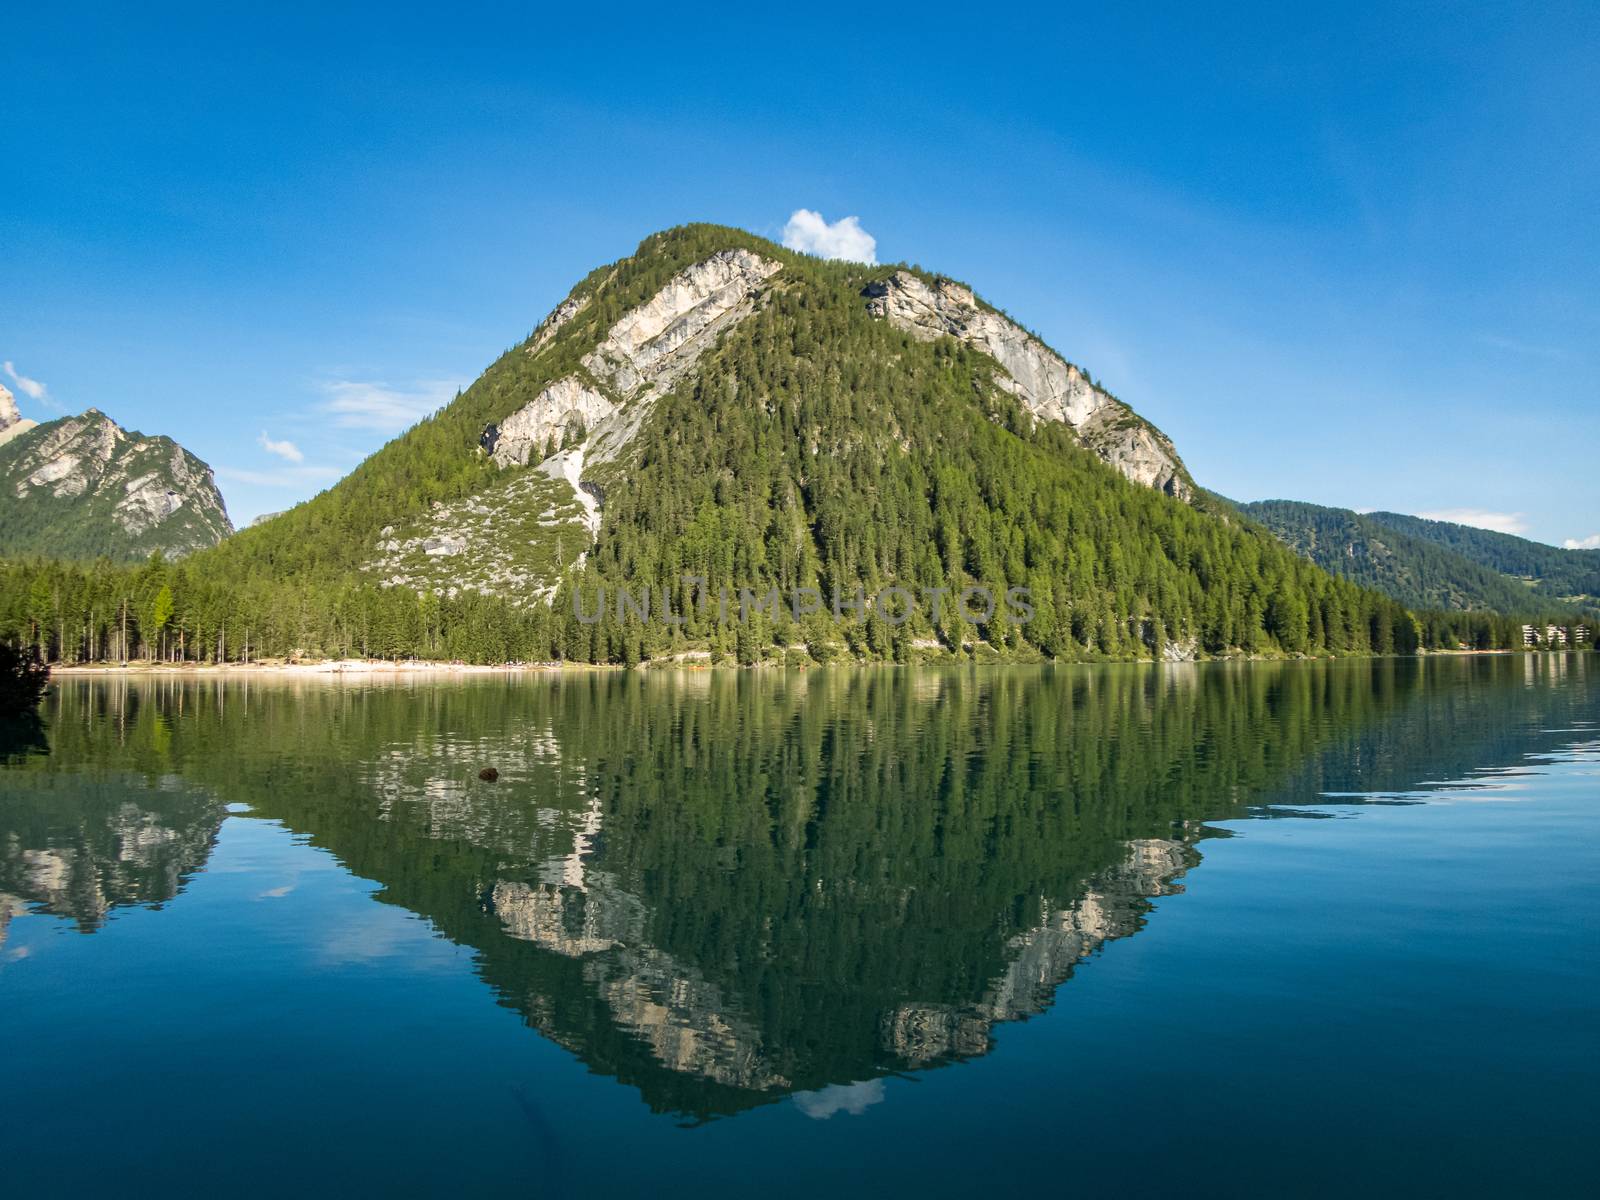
[0,689,222,939]
[3,655,1593,1119]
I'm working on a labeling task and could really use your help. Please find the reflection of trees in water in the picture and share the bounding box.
[13,655,1595,1119]
[0,713,224,936]
[0,710,47,765]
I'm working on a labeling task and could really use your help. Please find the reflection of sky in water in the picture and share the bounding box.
[2,659,1596,1195]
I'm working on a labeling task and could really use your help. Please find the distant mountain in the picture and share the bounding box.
[1240,499,1596,614]
[0,385,39,448]
[0,408,233,562]
[1361,511,1600,604]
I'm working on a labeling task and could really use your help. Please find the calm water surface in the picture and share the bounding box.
[1,657,1596,1197]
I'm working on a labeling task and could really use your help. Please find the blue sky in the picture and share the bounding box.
[3,3,1596,544]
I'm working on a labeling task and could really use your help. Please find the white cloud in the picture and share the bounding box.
[215,464,342,488]
[1480,333,1569,361]
[257,431,304,462]
[782,209,877,264]
[792,1079,886,1120]
[319,379,461,433]
[3,360,48,401]
[1563,533,1600,550]
[1415,508,1529,535]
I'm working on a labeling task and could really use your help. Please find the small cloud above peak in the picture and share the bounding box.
[1563,533,1600,550]
[1416,508,1529,536]
[257,431,304,463]
[782,209,877,264]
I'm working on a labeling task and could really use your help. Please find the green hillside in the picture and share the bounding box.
[5,225,1427,664]
[1363,511,1600,603]
[1238,499,1541,612]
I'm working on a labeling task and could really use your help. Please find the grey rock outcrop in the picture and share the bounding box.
[0,384,38,448]
[580,248,781,401]
[490,249,782,474]
[489,376,616,469]
[864,271,1191,499]
[528,294,588,353]
[463,250,783,581]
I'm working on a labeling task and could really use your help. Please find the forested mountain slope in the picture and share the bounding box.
[5,225,1420,663]
[1238,500,1541,612]
[1362,511,1600,603]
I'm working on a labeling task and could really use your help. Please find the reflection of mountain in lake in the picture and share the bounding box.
[0,683,228,939]
[0,772,223,937]
[883,836,1199,1065]
[21,655,1596,1119]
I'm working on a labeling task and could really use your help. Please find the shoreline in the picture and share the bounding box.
[43,647,1550,679]
[51,659,603,678]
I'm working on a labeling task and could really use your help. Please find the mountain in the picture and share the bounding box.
[8,224,1420,664]
[1240,499,1598,613]
[1361,510,1600,604]
[1238,499,1543,612]
[0,408,233,562]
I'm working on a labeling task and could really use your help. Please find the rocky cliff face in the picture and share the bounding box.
[437,247,784,596]
[488,248,782,472]
[0,408,233,561]
[0,384,39,449]
[485,375,616,470]
[863,271,1192,498]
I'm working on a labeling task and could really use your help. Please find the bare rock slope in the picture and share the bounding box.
[864,272,1190,499]
[864,271,1192,498]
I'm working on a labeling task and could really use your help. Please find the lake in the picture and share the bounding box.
[1,656,1595,1197]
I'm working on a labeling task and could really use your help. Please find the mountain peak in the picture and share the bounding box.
[185,225,1426,667]
[0,383,39,450]
[0,407,232,561]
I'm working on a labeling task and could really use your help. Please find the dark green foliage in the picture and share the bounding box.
[1238,499,1599,639]
[1239,499,1546,612]
[0,640,49,716]
[567,261,1418,663]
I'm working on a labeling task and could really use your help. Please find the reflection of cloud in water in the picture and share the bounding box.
[258,885,295,899]
[793,1079,886,1120]
[318,908,464,971]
